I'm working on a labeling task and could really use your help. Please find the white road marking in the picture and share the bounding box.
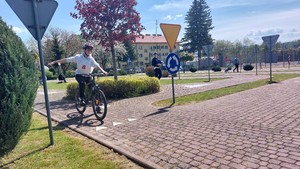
[113,122,123,126]
[182,83,211,88]
[96,126,107,131]
[128,118,137,122]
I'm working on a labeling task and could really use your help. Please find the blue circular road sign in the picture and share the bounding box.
[165,53,180,74]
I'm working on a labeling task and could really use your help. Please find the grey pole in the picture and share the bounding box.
[208,50,211,82]
[255,45,258,75]
[269,41,273,83]
[32,0,54,145]
[170,49,175,104]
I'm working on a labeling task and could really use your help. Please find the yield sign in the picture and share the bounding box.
[160,23,181,51]
[6,0,58,40]
[262,34,280,49]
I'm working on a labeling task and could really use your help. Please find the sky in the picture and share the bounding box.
[1,0,300,45]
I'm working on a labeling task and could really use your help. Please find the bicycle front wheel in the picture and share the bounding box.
[92,88,107,121]
[75,92,86,114]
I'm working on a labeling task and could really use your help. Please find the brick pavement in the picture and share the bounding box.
[34,73,300,169]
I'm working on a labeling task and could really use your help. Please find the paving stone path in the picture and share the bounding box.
[35,72,300,169]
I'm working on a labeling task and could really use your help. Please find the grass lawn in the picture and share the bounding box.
[153,74,300,107]
[159,77,225,85]
[0,113,141,169]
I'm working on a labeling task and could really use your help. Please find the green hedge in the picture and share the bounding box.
[66,77,160,100]
[243,64,254,71]
[0,18,38,156]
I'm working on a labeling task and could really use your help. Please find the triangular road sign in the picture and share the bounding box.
[202,45,213,55]
[262,34,280,49]
[160,23,181,51]
[6,0,58,40]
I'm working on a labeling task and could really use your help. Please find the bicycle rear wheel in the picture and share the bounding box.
[75,92,86,114]
[92,88,107,121]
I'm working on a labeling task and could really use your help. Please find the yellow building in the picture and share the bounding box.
[130,34,180,72]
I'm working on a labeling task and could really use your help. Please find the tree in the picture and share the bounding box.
[0,18,38,156]
[71,0,144,80]
[93,44,111,70]
[182,0,214,70]
[45,27,83,74]
[213,40,233,67]
[179,51,194,73]
[123,40,137,62]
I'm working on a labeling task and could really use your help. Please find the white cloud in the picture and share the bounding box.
[163,15,173,21]
[151,0,191,11]
[175,14,183,18]
[211,7,300,43]
[12,26,25,34]
[163,14,183,21]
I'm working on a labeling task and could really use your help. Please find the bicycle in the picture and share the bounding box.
[75,73,107,121]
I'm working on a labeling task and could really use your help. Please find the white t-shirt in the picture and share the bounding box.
[66,53,100,75]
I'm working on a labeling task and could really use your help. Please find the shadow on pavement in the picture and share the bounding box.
[143,103,174,118]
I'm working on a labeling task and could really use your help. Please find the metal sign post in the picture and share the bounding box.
[262,35,280,83]
[6,0,58,145]
[165,53,180,104]
[202,45,213,82]
[255,45,258,75]
[160,23,181,104]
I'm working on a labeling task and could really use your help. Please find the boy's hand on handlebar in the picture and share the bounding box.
[103,71,108,76]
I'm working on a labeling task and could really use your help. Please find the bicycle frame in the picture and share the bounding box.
[75,73,107,121]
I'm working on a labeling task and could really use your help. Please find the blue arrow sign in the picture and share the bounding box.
[165,53,180,74]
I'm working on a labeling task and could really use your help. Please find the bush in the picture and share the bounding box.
[211,66,222,72]
[0,18,38,156]
[45,69,57,80]
[162,70,169,77]
[65,70,75,78]
[66,77,160,100]
[145,66,155,77]
[243,64,254,71]
[190,67,197,72]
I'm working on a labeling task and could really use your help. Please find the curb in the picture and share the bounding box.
[34,108,163,169]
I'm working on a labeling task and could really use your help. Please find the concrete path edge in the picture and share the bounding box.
[34,108,163,169]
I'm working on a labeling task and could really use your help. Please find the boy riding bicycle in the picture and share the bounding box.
[48,42,108,105]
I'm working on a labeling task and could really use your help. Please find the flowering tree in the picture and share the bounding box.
[71,0,144,80]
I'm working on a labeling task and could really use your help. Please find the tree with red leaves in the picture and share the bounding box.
[71,0,144,80]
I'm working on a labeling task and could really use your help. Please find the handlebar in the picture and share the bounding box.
[89,73,105,77]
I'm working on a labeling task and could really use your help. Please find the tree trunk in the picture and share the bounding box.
[111,44,118,80]
[197,47,201,70]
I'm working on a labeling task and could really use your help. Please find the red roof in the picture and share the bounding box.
[135,34,179,44]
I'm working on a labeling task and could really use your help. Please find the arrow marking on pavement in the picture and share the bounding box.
[96,126,107,131]
[113,122,123,126]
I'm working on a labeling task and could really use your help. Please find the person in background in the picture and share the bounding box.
[233,57,240,72]
[151,52,162,79]
[48,42,108,105]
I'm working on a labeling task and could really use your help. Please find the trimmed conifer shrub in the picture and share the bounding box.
[0,18,38,156]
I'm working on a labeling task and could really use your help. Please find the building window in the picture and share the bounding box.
[144,49,148,53]
[139,54,143,57]
[165,46,168,49]
[138,46,143,50]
